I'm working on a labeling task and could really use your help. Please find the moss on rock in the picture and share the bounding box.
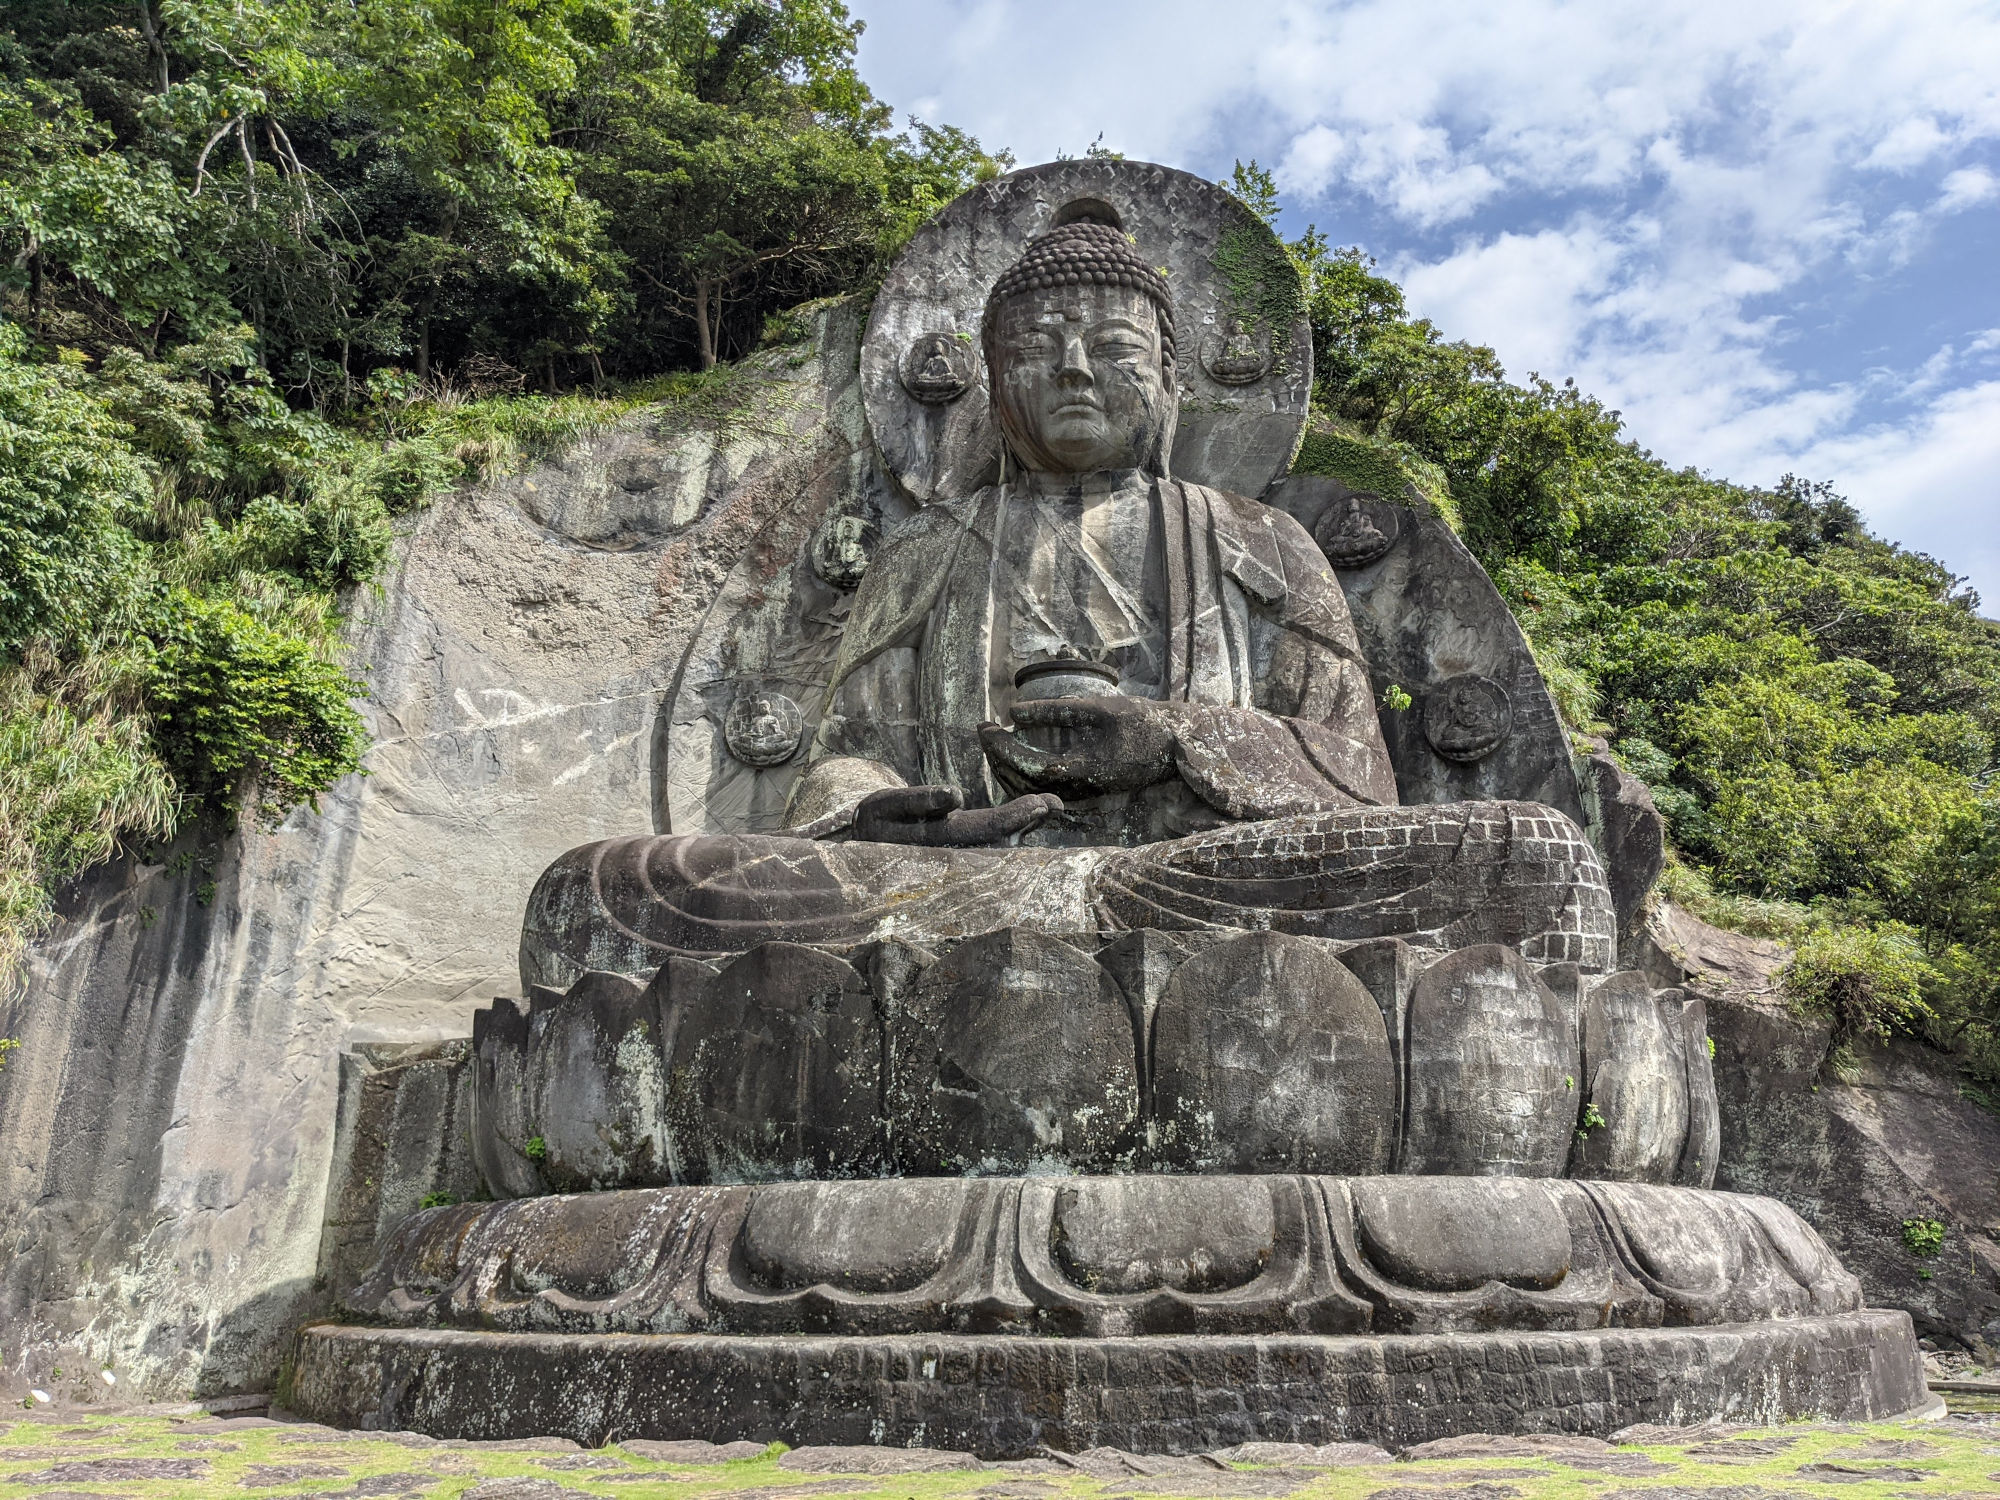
[1290,416,1461,532]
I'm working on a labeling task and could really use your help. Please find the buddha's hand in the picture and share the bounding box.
[979,696,1179,796]
[852,785,1063,847]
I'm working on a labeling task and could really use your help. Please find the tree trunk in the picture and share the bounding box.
[136,2,170,94]
[415,300,432,381]
[694,278,719,370]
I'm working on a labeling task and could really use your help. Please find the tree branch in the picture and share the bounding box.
[236,117,259,210]
[192,120,235,195]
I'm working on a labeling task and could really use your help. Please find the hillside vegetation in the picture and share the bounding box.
[3,6,1996,1081]
[0,0,1005,977]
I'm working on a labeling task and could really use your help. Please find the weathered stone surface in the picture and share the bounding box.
[462,1480,578,1500]
[244,1461,352,1483]
[1152,933,1393,1175]
[317,1041,480,1304]
[1574,738,1666,932]
[1603,898,2000,1347]
[525,971,670,1192]
[291,1309,1927,1456]
[618,1439,768,1462]
[1570,971,1687,1183]
[477,923,1714,1189]
[1266,478,1585,826]
[1332,938,1423,1132]
[778,1446,978,1472]
[1403,946,1575,1176]
[898,929,1138,1175]
[1629,900,1787,999]
[1711,997,2000,1350]
[471,998,551,1201]
[340,1175,1857,1339]
[658,458,907,839]
[1671,997,1722,1189]
[524,802,1618,989]
[1213,1442,1391,1466]
[664,944,879,1182]
[863,160,1312,507]
[1399,1433,1612,1460]
[13,1456,211,1481]
[0,302,877,1397]
[1349,1178,1570,1295]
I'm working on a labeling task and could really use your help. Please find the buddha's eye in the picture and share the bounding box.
[1091,333,1149,360]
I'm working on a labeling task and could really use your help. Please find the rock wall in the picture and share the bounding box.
[1639,902,2000,1352]
[0,302,874,1400]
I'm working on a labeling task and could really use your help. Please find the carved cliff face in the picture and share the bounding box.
[989,284,1173,475]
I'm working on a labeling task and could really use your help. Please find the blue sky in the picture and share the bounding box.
[851,0,2000,609]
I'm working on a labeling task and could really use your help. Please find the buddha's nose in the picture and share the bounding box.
[1056,333,1092,384]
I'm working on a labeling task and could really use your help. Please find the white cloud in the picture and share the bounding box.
[1395,223,1626,381]
[1863,116,1951,171]
[1277,126,1346,196]
[1939,166,1999,210]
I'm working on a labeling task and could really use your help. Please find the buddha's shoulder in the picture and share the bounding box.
[877,487,1002,547]
[1183,481,1331,572]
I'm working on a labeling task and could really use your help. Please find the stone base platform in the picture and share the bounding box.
[293,1312,1927,1456]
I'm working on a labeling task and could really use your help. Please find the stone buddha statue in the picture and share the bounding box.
[521,217,1613,987]
[309,167,1920,1452]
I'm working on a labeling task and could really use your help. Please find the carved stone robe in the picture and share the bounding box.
[518,475,1616,985]
[800,470,1398,842]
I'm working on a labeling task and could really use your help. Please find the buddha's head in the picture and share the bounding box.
[981,217,1178,477]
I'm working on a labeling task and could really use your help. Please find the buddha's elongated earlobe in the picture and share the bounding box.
[1152,350,1179,480]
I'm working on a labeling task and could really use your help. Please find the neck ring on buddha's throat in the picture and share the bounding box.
[1022,466,1150,502]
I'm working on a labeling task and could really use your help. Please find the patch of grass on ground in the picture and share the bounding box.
[0,1407,1991,1500]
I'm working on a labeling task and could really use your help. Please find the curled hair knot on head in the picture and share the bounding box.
[979,221,1176,375]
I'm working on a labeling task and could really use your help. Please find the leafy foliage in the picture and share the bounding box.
[1235,159,2000,1081]
[1902,1217,1947,1259]
[0,0,1001,981]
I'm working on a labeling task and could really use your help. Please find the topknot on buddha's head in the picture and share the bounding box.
[980,219,1176,371]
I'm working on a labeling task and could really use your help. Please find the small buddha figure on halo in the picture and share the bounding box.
[903,332,972,404]
[1204,314,1269,384]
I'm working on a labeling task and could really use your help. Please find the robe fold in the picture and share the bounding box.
[807,474,1396,827]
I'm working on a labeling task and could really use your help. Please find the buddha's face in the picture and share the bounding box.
[990,284,1173,474]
